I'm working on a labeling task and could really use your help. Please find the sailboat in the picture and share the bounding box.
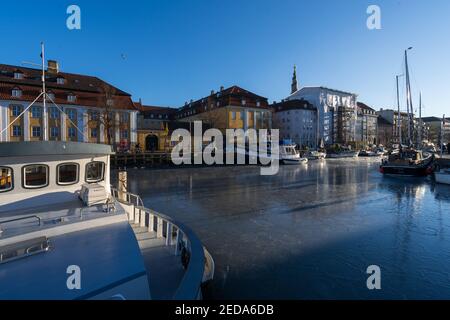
[380,48,435,177]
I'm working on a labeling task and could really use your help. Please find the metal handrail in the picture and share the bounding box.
[110,188,205,300]
[0,215,41,228]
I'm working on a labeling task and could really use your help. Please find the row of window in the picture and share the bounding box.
[10,105,130,123]
[10,125,128,140]
[11,105,76,120]
[11,126,76,138]
[12,72,65,84]
[11,88,77,102]
[0,162,105,192]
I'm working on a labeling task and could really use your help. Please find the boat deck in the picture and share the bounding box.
[131,224,185,299]
[0,199,125,241]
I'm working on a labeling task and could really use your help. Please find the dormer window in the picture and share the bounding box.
[14,72,24,79]
[46,91,55,101]
[12,88,22,98]
[242,99,246,106]
[67,93,76,103]
[57,77,65,85]
[256,101,261,107]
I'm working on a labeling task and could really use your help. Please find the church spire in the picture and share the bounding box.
[291,65,298,94]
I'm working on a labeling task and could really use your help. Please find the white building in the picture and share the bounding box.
[287,86,358,145]
[272,99,317,148]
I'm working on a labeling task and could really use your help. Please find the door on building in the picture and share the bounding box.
[145,135,159,152]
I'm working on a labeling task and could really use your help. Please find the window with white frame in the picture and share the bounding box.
[11,105,22,117]
[85,162,105,183]
[49,107,60,119]
[68,127,76,138]
[57,163,79,185]
[23,165,48,189]
[12,88,22,98]
[31,106,42,118]
[67,109,76,121]
[50,127,59,138]
[47,91,55,101]
[14,72,24,80]
[57,77,65,85]
[12,125,22,137]
[32,126,41,137]
[67,93,76,103]
[0,167,13,192]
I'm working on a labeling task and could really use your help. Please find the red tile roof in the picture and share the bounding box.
[0,64,136,111]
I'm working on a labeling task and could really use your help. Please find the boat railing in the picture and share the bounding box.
[0,215,42,235]
[110,187,205,300]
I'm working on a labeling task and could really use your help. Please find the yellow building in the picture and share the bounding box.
[0,62,138,150]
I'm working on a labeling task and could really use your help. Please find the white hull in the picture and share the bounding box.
[282,158,308,165]
[435,172,450,185]
[327,152,359,159]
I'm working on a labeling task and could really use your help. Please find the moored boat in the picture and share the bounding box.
[327,151,359,159]
[435,169,450,185]
[0,141,213,300]
[305,150,326,160]
[380,148,435,177]
[280,145,308,165]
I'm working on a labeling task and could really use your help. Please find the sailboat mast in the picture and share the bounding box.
[405,48,414,146]
[41,42,48,141]
[419,92,422,147]
[396,75,402,145]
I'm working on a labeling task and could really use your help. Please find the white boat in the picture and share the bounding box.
[435,169,450,185]
[327,151,359,159]
[280,145,308,165]
[305,150,326,160]
[0,141,213,300]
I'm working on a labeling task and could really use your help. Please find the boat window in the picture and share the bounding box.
[85,162,105,183]
[57,163,79,185]
[0,167,13,192]
[23,165,49,189]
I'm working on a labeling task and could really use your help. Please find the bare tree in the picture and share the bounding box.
[90,83,126,147]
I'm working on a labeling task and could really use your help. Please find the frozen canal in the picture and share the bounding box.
[121,158,450,299]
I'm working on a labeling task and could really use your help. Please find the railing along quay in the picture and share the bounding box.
[110,187,206,300]
[111,152,171,168]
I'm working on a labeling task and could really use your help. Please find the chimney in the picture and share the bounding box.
[47,60,59,74]
[211,90,215,96]
[190,99,193,103]
[220,86,224,92]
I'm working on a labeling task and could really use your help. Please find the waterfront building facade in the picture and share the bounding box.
[287,86,358,146]
[356,102,378,146]
[174,86,272,133]
[377,109,412,145]
[135,102,175,152]
[377,117,394,146]
[0,62,138,150]
[271,99,318,148]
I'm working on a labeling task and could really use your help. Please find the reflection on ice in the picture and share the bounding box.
[116,158,450,299]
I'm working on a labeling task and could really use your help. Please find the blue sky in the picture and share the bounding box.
[1,0,449,116]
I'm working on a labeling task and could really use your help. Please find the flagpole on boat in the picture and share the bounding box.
[41,42,48,141]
